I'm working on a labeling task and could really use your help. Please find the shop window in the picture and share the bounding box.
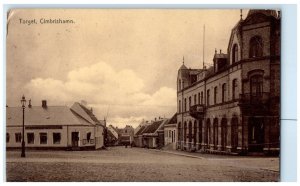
[40,133,47,144]
[27,133,35,144]
[15,133,21,143]
[6,133,10,143]
[53,133,61,144]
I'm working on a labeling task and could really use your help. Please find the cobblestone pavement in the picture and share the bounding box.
[6,146,279,182]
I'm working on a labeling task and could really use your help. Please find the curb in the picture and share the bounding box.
[154,149,204,159]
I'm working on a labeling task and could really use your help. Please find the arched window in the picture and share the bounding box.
[222,83,226,103]
[207,89,210,106]
[250,75,263,97]
[249,36,263,58]
[213,118,218,149]
[232,44,238,63]
[178,122,182,142]
[232,79,238,100]
[214,86,218,104]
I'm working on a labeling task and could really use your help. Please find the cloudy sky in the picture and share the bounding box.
[6,9,247,128]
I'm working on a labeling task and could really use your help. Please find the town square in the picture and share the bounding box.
[6,9,281,182]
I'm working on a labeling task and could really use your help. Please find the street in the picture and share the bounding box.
[6,146,279,182]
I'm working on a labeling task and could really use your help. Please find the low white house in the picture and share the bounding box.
[6,100,105,150]
[164,113,177,150]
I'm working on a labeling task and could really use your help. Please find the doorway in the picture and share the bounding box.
[71,132,79,147]
[248,117,264,152]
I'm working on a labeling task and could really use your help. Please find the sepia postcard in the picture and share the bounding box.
[6,8,280,182]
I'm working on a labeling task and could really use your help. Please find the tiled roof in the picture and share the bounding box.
[6,106,88,126]
[142,121,162,134]
[135,125,147,136]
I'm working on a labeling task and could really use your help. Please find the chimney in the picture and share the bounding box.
[28,99,32,108]
[155,117,157,121]
[42,100,47,108]
[90,107,93,113]
[220,49,222,54]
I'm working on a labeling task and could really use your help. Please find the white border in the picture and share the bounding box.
[1,0,299,183]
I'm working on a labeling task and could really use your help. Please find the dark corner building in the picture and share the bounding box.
[176,10,280,155]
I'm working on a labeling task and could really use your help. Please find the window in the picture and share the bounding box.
[184,98,187,112]
[87,132,91,142]
[214,86,218,104]
[207,89,210,106]
[40,133,47,144]
[249,36,263,58]
[198,93,200,104]
[178,79,181,91]
[232,44,238,63]
[27,133,35,144]
[179,100,181,113]
[250,75,263,96]
[194,95,197,106]
[188,97,191,110]
[201,91,203,104]
[6,133,9,143]
[222,83,226,103]
[53,133,61,144]
[15,133,21,143]
[232,79,238,100]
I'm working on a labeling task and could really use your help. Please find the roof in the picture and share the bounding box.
[142,119,169,134]
[142,120,163,134]
[6,106,89,126]
[135,125,147,136]
[179,63,188,70]
[247,9,278,18]
[70,102,96,124]
[214,53,228,59]
[167,113,177,124]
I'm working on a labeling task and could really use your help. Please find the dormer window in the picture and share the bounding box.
[249,36,263,58]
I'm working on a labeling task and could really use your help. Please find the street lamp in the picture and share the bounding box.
[20,95,26,158]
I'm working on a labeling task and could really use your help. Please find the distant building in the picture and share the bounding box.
[140,118,169,149]
[106,125,119,146]
[6,100,105,150]
[164,113,177,150]
[133,120,151,147]
[176,10,280,155]
[117,125,134,145]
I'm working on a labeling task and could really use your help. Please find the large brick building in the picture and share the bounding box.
[176,10,280,155]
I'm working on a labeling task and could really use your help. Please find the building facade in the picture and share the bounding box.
[176,10,280,155]
[164,113,177,150]
[6,100,105,150]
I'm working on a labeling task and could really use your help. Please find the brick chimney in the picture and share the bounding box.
[42,100,47,108]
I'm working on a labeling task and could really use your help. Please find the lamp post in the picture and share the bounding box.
[21,95,26,158]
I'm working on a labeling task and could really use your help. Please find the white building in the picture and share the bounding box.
[6,100,105,150]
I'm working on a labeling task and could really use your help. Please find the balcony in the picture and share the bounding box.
[189,104,205,119]
[239,92,270,114]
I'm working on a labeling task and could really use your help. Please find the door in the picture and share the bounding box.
[248,117,264,152]
[71,132,79,147]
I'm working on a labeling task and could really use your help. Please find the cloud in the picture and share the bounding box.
[25,62,177,128]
